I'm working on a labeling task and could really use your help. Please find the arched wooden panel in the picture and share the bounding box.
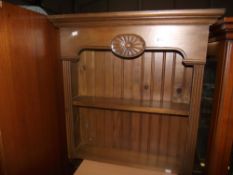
[74,51,192,104]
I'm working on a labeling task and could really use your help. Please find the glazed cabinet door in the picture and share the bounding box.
[0,3,66,175]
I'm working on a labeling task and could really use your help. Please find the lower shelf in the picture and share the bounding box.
[74,160,177,175]
[75,145,180,174]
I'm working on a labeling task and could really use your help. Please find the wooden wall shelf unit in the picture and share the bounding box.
[1,2,227,175]
[49,9,224,175]
[206,18,233,175]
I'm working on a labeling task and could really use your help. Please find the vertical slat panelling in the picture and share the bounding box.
[113,110,122,148]
[168,117,182,166]
[142,53,152,101]
[78,53,88,145]
[78,52,87,96]
[79,107,88,144]
[140,53,152,153]
[94,51,106,97]
[121,59,132,149]
[167,52,179,168]
[104,52,114,147]
[149,114,161,163]
[149,114,161,155]
[162,52,175,167]
[158,115,170,166]
[161,52,167,102]
[177,117,188,172]
[85,51,95,96]
[172,53,184,103]
[171,53,177,101]
[74,51,191,173]
[76,51,190,102]
[164,52,174,102]
[85,51,96,146]
[104,52,114,98]
[113,55,123,98]
[152,52,163,101]
[120,112,131,149]
[158,52,168,165]
[123,59,132,99]
[149,52,162,162]
[112,55,123,148]
[94,51,106,147]
[131,57,142,152]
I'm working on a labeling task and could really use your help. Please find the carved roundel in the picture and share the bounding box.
[111,34,145,58]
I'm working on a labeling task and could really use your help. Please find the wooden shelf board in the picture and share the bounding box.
[74,160,177,175]
[72,96,189,116]
[75,144,180,174]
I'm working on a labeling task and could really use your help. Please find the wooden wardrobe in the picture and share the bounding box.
[206,17,233,175]
[0,2,224,175]
[0,3,66,175]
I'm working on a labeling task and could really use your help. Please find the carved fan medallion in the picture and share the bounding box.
[111,34,145,58]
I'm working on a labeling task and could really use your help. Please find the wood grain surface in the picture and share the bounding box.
[74,160,177,175]
[56,9,223,175]
[0,2,66,175]
[207,18,233,175]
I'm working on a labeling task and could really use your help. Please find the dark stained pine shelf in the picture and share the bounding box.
[72,96,189,116]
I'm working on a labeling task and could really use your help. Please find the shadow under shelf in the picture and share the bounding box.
[72,96,189,116]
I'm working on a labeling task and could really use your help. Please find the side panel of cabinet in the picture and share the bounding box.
[0,3,66,175]
[207,41,233,175]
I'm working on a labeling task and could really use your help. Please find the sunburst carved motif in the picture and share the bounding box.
[111,34,145,58]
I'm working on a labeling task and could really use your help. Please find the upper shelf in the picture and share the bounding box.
[72,96,189,116]
[48,9,225,27]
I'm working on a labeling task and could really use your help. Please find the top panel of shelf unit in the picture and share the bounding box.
[49,9,225,27]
